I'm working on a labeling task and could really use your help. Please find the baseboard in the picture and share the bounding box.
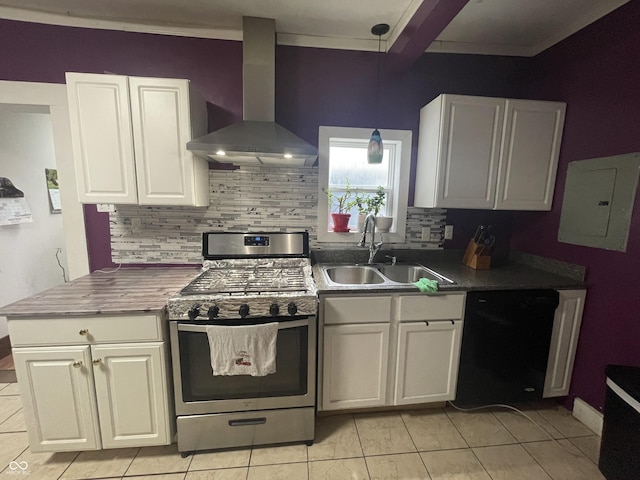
[0,335,11,360]
[572,397,603,436]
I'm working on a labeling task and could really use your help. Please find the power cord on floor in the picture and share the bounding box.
[447,401,584,458]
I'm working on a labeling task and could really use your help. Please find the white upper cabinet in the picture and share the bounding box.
[415,95,505,209]
[66,73,208,206]
[66,74,137,204]
[496,99,565,210]
[415,94,565,211]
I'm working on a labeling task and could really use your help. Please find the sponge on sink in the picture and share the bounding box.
[412,278,439,293]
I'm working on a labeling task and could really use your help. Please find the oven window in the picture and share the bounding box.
[178,325,308,401]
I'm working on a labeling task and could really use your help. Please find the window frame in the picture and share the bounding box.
[317,126,412,244]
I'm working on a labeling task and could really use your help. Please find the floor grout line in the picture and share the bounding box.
[0,397,602,480]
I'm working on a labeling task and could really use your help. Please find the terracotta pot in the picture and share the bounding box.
[331,213,351,232]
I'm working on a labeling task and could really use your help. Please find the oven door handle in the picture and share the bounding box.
[177,319,308,333]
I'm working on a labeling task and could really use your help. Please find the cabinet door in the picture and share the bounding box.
[416,95,505,209]
[394,320,463,405]
[66,73,138,204]
[322,324,389,410]
[13,346,100,452]
[91,343,171,448]
[543,290,586,398]
[129,77,208,206]
[496,99,566,210]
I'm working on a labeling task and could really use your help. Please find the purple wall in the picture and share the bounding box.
[512,1,640,410]
[276,46,529,204]
[1,20,244,269]
[1,18,528,269]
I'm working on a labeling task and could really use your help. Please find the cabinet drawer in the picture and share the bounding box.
[324,296,392,325]
[9,314,163,347]
[397,294,465,321]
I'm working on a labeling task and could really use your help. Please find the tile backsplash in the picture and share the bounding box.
[110,166,447,264]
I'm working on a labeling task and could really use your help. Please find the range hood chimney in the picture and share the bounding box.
[187,17,318,166]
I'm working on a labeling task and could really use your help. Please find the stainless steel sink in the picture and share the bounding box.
[320,263,455,286]
[323,266,385,285]
[377,264,455,284]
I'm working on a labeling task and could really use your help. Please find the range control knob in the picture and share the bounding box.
[269,303,280,317]
[207,305,220,320]
[239,304,250,318]
[188,304,201,320]
[287,302,298,316]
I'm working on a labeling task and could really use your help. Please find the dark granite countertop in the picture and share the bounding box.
[311,249,586,295]
[0,267,201,318]
[0,251,586,317]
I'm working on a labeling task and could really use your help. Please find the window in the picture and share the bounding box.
[317,126,412,243]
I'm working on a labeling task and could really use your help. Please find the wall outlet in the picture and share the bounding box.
[131,218,142,230]
[421,226,431,241]
[97,203,116,213]
[444,225,454,240]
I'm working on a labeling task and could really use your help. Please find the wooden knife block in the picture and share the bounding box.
[462,239,492,270]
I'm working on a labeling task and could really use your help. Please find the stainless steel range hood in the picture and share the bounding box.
[187,17,318,167]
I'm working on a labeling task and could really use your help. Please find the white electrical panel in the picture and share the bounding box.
[558,152,639,252]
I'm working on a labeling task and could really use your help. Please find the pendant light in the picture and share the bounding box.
[368,23,389,164]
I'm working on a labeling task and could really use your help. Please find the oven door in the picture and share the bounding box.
[170,316,316,415]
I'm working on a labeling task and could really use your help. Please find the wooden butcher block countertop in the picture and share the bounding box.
[0,267,201,318]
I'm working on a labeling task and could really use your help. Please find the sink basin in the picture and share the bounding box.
[323,266,385,285]
[320,263,455,286]
[377,264,455,284]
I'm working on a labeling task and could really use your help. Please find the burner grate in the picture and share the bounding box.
[180,266,308,295]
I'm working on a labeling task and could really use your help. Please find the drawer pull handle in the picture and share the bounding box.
[228,417,267,427]
[424,321,429,326]
[72,361,83,368]
[79,329,89,336]
[92,358,102,365]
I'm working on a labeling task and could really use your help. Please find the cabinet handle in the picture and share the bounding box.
[79,329,89,336]
[72,361,83,368]
[424,321,429,326]
[92,358,102,365]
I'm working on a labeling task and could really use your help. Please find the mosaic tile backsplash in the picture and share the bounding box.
[110,166,447,264]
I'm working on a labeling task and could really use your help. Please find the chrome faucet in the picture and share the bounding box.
[358,213,383,264]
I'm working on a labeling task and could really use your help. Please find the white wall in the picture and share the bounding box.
[0,105,67,337]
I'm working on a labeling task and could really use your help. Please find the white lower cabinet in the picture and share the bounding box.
[322,323,390,410]
[394,320,463,405]
[13,346,101,452]
[543,289,587,397]
[91,343,169,448]
[9,315,172,452]
[319,293,465,411]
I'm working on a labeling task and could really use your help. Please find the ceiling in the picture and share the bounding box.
[0,0,630,59]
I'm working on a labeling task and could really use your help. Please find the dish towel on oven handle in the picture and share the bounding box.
[205,322,278,376]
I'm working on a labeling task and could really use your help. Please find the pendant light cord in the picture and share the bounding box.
[376,33,381,129]
[370,23,389,131]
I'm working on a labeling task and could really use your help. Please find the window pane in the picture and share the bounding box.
[328,145,390,187]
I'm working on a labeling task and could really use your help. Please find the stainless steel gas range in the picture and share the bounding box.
[167,232,318,454]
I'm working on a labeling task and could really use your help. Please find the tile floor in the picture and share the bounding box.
[0,382,605,480]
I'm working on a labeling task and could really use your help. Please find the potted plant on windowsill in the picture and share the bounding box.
[325,180,356,232]
[355,186,393,232]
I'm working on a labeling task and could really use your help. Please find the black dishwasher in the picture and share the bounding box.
[455,289,559,406]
